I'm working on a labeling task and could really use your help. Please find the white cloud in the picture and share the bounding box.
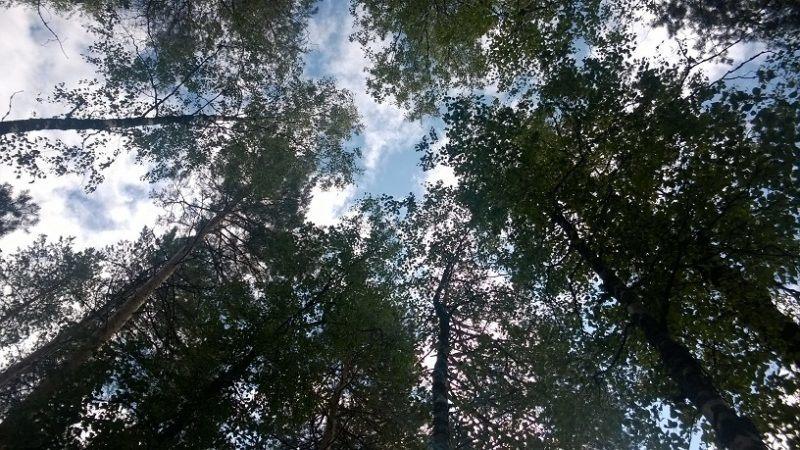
[422,164,457,188]
[0,5,158,252]
[0,5,93,119]
[306,184,355,226]
[305,0,424,175]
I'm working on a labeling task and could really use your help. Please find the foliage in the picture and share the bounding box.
[1,0,799,448]
[1,0,323,188]
[0,184,39,237]
[420,47,799,446]
[351,0,627,115]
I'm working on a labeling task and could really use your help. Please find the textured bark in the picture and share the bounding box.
[0,209,229,445]
[319,359,353,450]
[0,114,238,135]
[431,258,456,450]
[550,208,766,450]
[700,262,800,367]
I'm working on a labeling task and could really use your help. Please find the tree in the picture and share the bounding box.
[145,214,425,449]
[0,74,361,444]
[653,0,800,46]
[349,2,798,444]
[0,183,39,238]
[351,0,800,157]
[2,1,798,448]
[366,187,639,449]
[422,49,798,447]
[0,206,426,448]
[351,0,622,115]
[0,0,319,187]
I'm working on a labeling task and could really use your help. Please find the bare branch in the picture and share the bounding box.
[36,1,68,59]
[1,91,23,122]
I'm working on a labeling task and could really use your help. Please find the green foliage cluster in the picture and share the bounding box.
[0,184,38,238]
[0,0,798,449]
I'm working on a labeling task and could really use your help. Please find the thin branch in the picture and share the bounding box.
[1,91,23,122]
[704,50,774,91]
[593,321,631,381]
[36,1,68,59]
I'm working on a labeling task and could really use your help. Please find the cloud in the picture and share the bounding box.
[64,188,118,231]
[306,184,355,226]
[305,0,425,174]
[422,165,458,189]
[0,5,159,252]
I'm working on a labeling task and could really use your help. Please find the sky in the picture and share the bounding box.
[0,1,775,448]
[0,0,458,251]
[0,5,160,250]
[0,0,762,253]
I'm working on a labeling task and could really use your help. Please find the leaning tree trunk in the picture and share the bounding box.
[0,208,230,446]
[431,258,456,450]
[550,208,766,450]
[0,301,115,390]
[0,114,238,135]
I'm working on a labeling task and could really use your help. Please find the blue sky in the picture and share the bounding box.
[302,0,452,224]
[0,0,763,247]
[0,3,775,447]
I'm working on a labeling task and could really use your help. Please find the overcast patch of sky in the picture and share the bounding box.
[0,5,160,252]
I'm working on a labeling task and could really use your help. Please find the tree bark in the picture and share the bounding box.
[549,207,766,450]
[319,358,353,450]
[431,258,456,450]
[0,114,239,135]
[0,208,229,446]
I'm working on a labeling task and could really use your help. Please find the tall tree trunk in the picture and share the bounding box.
[0,302,111,390]
[699,261,800,367]
[319,359,353,450]
[431,258,456,450]
[0,208,230,446]
[0,114,238,135]
[549,207,766,450]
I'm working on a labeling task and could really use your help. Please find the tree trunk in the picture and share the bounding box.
[699,261,800,367]
[431,258,456,450]
[319,358,353,450]
[0,309,98,390]
[549,208,766,450]
[0,208,229,445]
[0,270,156,390]
[0,114,238,135]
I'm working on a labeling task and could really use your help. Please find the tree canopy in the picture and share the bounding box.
[0,0,797,449]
